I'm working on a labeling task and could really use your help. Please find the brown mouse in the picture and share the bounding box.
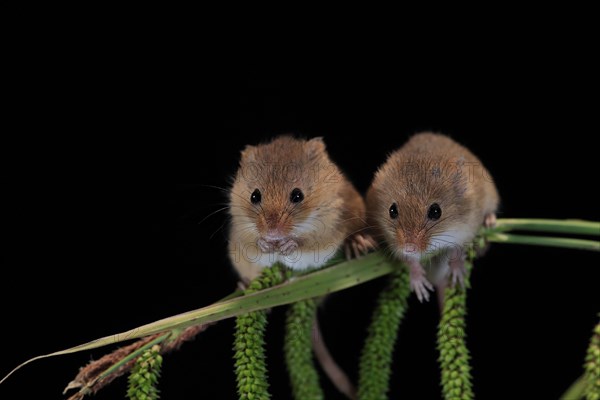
[366,132,499,302]
[228,135,375,282]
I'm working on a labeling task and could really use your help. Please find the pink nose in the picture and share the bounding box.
[401,243,419,255]
[263,230,286,244]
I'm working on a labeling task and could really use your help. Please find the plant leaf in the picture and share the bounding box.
[1,252,393,384]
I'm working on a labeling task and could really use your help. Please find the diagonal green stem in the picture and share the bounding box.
[2,219,599,390]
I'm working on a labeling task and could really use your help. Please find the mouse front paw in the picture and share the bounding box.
[411,274,434,303]
[448,254,467,288]
[257,238,275,253]
[407,260,434,302]
[279,238,299,256]
[344,233,378,260]
[484,212,497,228]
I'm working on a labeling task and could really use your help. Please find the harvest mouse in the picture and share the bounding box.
[366,132,499,302]
[228,135,375,282]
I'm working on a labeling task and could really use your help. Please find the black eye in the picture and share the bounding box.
[389,203,398,219]
[427,203,442,220]
[290,188,304,203]
[250,189,261,204]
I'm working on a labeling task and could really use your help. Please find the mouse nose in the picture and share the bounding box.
[263,230,286,244]
[401,242,419,256]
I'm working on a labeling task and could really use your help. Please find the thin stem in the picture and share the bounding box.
[494,219,599,236]
[488,233,600,252]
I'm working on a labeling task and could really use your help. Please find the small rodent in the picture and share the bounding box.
[366,132,499,302]
[228,135,375,282]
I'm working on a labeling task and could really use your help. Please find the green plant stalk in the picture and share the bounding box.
[437,252,475,400]
[357,266,411,400]
[127,344,163,400]
[562,318,600,400]
[584,318,600,400]
[488,233,600,252]
[0,252,391,380]
[3,219,599,385]
[494,219,600,236]
[561,375,588,400]
[101,333,170,385]
[284,299,323,400]
[234,263,290,400]
[66,333,172,398]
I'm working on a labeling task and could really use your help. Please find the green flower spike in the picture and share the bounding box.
[358,266,411,400]
[585,317,600,400]
[127,344,163,400]
[284,298,324,400]
[437,249,476,400]
[234,263,290,400]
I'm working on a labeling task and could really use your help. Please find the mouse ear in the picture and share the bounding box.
[306,137,326,156]
[446,156,468,196]
[240,145,256,163]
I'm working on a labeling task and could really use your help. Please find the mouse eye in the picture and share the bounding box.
[427,203,442,220]
[389,203,399,219]
[290,188,304,203]
[250,189,261,204]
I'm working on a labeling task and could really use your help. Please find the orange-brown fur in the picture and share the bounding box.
[229,136,368,281]
[367,132,499,301]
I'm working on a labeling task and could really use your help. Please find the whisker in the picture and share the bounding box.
[197,206,231,225]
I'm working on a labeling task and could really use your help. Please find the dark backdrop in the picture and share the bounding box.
[2,78,598,399]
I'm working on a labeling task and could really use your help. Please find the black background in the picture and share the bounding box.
[2,76,599,400]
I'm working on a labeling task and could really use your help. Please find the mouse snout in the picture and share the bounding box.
[400,242,420,256]
[263,230,287,244]
[397,229,427,256]
[258,229,296,254]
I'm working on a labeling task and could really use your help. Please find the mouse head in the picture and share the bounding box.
[230,136,343,253]
[368,155,471,260]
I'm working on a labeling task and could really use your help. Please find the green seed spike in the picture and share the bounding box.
[127,345,162,400]
[284,298,324,400]
[234,264,290,400]
[437,256,474,400]
[357,266,411,400]
[585,318,600,400]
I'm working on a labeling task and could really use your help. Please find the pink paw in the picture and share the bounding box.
[407,260,434,302]
[411,275,434,302]
[345,233,378,260]
[448,255,467,288]
[257,238,274,253]
[279,239,299,256]
[484,212,497,228]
